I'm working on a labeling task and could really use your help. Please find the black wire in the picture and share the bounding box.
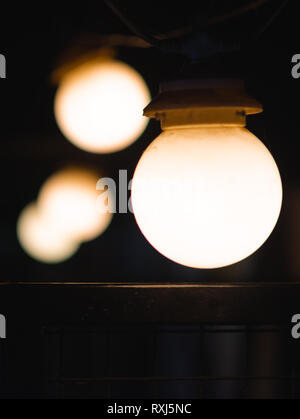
[252,0,289,41]
[103,0,241,60]
[103,0,162,48]
[208,0,274,26]
[103,0,288,61]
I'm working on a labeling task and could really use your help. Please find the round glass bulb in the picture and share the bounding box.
[17,203,80,264]
[54,60,151,153]
[132,127,283,269]
[38,168,113,242]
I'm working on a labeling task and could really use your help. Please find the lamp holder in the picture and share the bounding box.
[144,78,263,130]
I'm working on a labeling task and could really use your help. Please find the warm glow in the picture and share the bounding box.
[54,60,151,153]
[17,203,79,264]
[38,168,113,243]
[132,127,283,269]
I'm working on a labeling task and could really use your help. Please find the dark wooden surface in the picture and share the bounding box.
[0,282,299,325]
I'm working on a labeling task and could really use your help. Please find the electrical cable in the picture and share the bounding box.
[104,0,277,45]
[103,0,241,58]
[103,0,161,48]
[251,0,289,41]
[103,0,288,60]
[208,0,275,26]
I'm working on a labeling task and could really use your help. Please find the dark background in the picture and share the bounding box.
[0,0,300,399]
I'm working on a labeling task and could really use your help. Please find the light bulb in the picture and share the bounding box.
[132,127,282,269]
[17,203,79,264]
[54,59,151,153]
[38,168,113,242]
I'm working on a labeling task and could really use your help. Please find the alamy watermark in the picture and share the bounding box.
[292,54,300,79]
[0,54,6,79]
[107,403,192,417]
[0,315,6,339]
[291,314,300,339]
[96,170,133,215]
[96,169,223,216]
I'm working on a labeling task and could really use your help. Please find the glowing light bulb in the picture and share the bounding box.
[17,203,79,264]
[38,168,113,242]
[132,128,282,269]
[54,59,151,153]
[132,79,283,269]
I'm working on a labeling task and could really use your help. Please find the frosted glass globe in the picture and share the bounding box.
[131,127,282,269]
[38,168,113,242]
[54,60,151,153]
[17,203,79,264]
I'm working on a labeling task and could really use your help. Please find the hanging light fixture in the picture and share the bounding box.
[17,202,80,264]
[131,79,283,269]
[38,167,113,243]
[54,48,151,154]
[17,166,113,264]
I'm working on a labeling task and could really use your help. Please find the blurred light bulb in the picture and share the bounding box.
[17,203,79,264]
[54,59,151,153]
[132,127,282,269]
[38,168,113,242]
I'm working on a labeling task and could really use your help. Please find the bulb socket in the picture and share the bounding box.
[144,78,263,130]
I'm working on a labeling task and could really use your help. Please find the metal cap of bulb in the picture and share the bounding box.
[144,78,263,130]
